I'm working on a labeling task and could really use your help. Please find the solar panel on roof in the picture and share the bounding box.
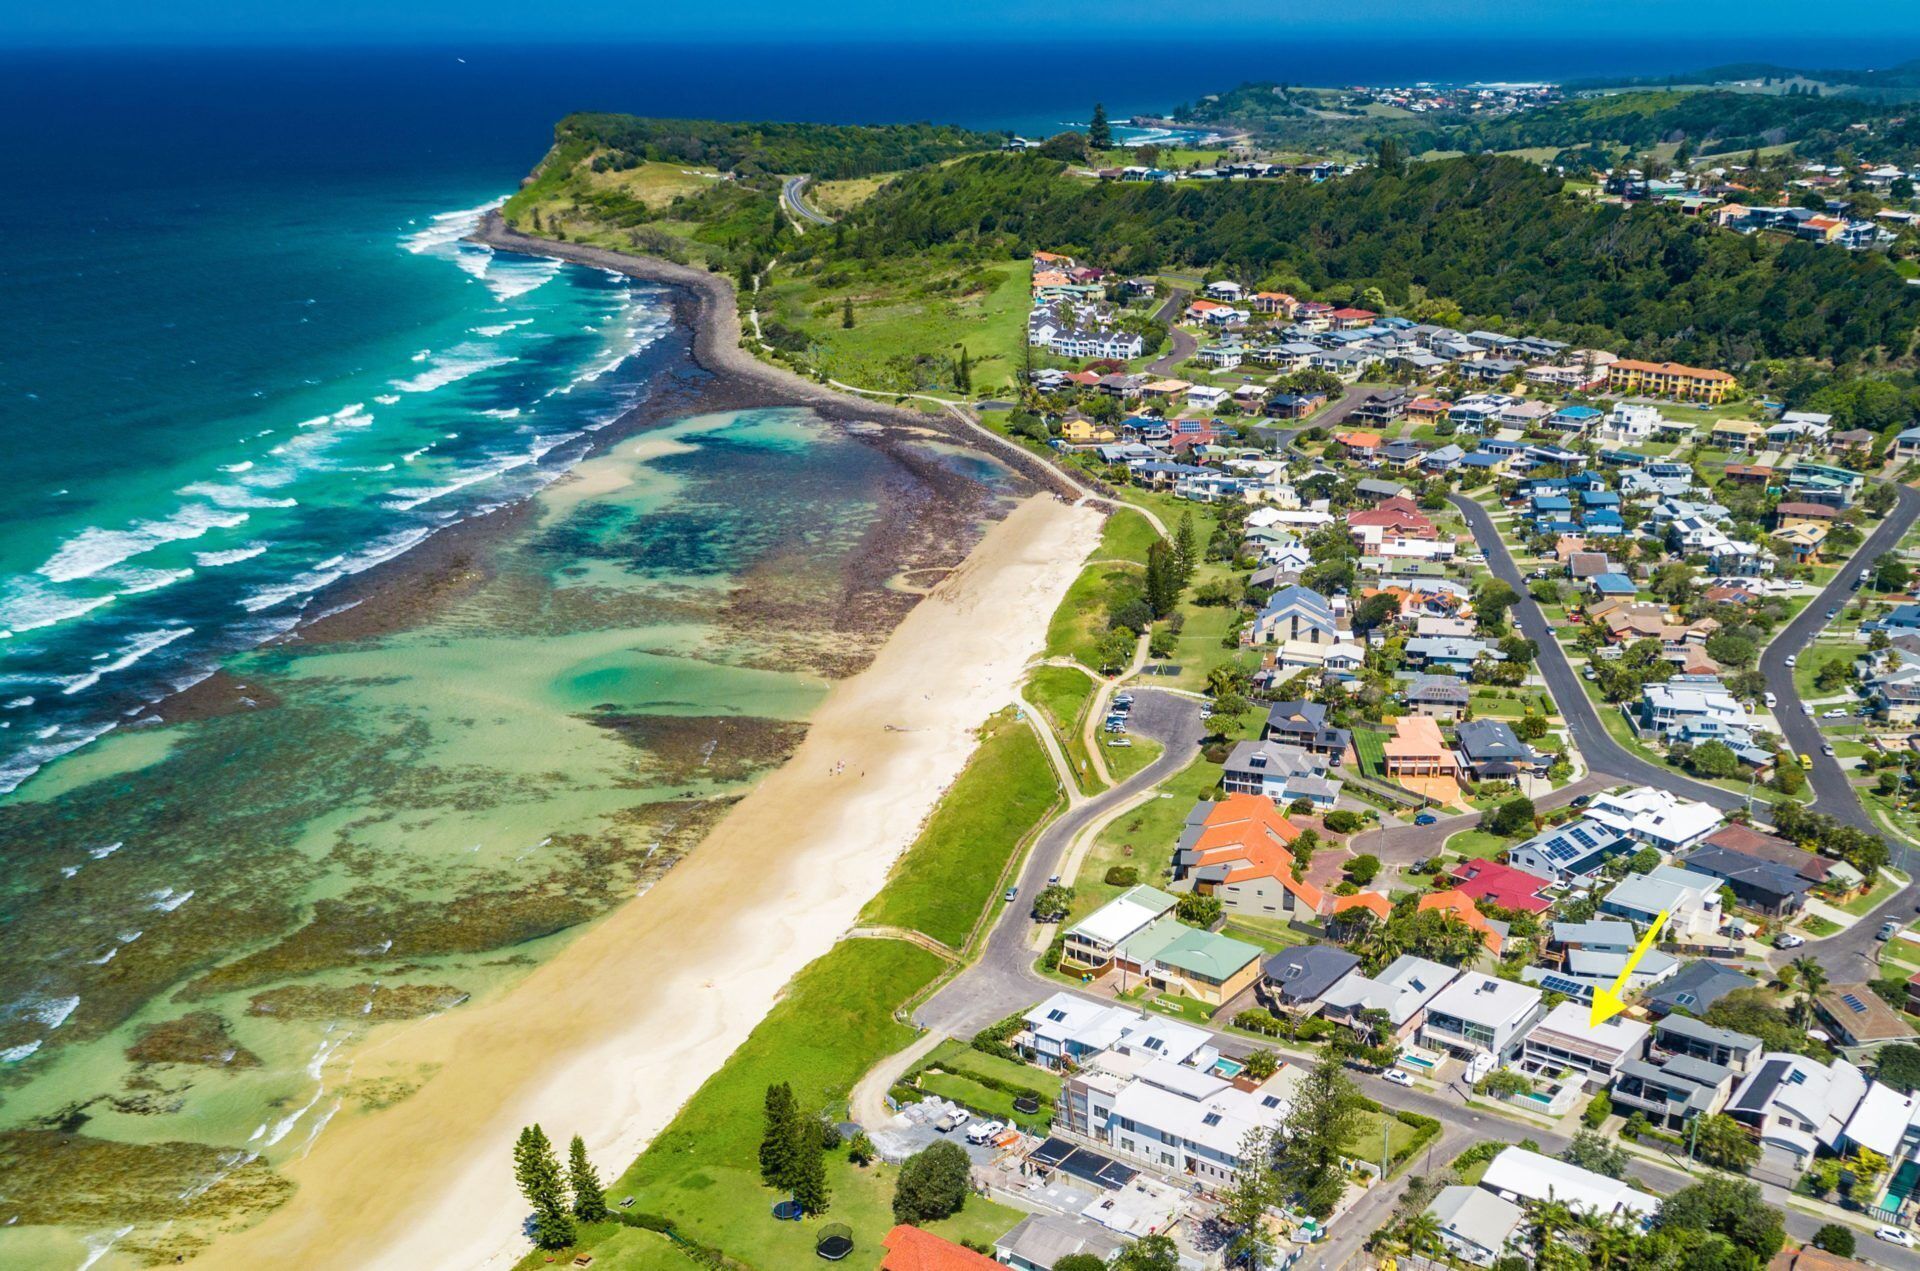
[1844,994,1869,1014]
[1541,975,1592,999]
[1202,1112,1222,1126]
[1046,1008,1068,1022]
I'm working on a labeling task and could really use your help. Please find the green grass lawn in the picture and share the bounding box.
[1222,913,1314,952]
[582,937,1020,1271]
[1353,730,1387,779]
[1346,1107,1422,1168]
[1070,753,1225,923]
[1837,869,1907,917]
[759,256,1034,394]
[1044,562,1143,669]
[1444,828,1507,858]
[1098,508,1162,566]
[859,711,1060,948]
[1146,994,1218,1025]
[1800,914,1842,938]
[1105,733,1165,783]
[1026,665,1103,795]
[905,1038,1063,1134]
[1793,642,1856,700]
[1469,689,1556,718]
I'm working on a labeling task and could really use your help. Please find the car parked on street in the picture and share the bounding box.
[1774,932,1805,950]
[1383,1070,1414,1088]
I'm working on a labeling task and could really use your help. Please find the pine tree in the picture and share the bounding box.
[785,1114,831,1215]
[514,1124,576,1249]
[1145,541,1180,619]
[567,1134,608,1222]
[759,1082,797,1185]
[1173,513,1198,584]
[955,345,972,393]
[1089,102,1112,152]
[841,297,855,329]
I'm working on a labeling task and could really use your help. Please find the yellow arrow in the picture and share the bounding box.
[1589,907,1671,1027]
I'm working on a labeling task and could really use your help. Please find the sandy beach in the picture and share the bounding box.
[190,491,1100,1269]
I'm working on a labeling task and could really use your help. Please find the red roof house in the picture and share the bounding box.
[881,1225,1001,1271]
[1448,858,1553,914]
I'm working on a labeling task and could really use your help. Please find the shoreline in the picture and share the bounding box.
[191,492,1101,1270]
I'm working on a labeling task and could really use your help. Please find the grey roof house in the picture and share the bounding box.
[1644,961,1758,1019]
[1259,945,1361,1013]
[1454,718,1541,779]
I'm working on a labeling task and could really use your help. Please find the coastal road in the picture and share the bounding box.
[782,175,833,227]
[914,687,1207,1036]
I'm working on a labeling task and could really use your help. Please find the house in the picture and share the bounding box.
[1449,858,1555,913]
[1420,974,1545,1061]
[1405,673,1471,720]
[1319,953,1459,1037]
[1599,864,1726,941]
[1612,1050,1739,1133]
[1258,945,1362,1015]
[1605,359,1735,404]
[1710,419,1763,453]
[1600,402,1661,442]
[1589,573,1637,599]
[1059,886,1181,974]
[1701,823,1834,885]
[1898,426,1920,461]
[1478,1147,1658,1220]
[1262,700,1351,760]
[994,1215,1127,1271]
[1726,1053,1869,1169]
[1171,793,1329,919]
[1507,818,1637,886]
[1645,962,1761,1020]
[1333,430,1385,460]
[1349,388,1411,424]
[1381,715,1460,780]
[1581,787,1721,852]
[1815,984,1920,1054]
[1417,890,1507,954]
[1453,719,1542,780]
[1640,675,1753,743]
[1250,291,1297,315]
[882,1224,1002,1271]
[1404,635,1495,672]
[1519,1001,1650,1086]
[1534,919,1679,1000]
[1119,920,1264,1005]
[1219,740,1341,808]
[1773,501,1837,532]
[1425,1185,1525,1267]
[1020,992,1215,1070]
[1066,1054,1296,1185]
[1683,845,1813,916]
[1245,584,1336,647]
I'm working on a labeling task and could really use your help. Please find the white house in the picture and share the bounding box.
[1420,974,1545,1062]
[1479,1147,1658,1220]
[1599,864,1725,941]
[1020,992,1217,1071]
[1725,1053,1869,1169]
[1518,1001,1650,1087]
[1581,788,1722,853]
[1186,384,1230,410]
[1062,1054,1296,1185]
[1600,402,1663,443]
[1059,886,1179,973]
[1426,1185,1525,1267]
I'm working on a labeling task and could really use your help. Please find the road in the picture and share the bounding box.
[1149,290,1197,374]
[782,174,833,227]
[915,688,1208,1036]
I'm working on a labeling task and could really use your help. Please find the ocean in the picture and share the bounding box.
[0,36,1907,1265]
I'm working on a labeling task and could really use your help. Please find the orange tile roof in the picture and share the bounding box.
[1383,715,1450,762]
[1187,794,1323,913]
[1334,430,1383,448]
[1032,250,1071,263]
[1032,270,1070,288]
[1332,891,1391,920]
[1418,889,1504,953]
[1609,358,1735,383]
[882,1226,1002,1271]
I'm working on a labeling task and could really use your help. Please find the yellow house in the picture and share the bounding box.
[1710,419,1762,452]
[1774,522,1829,563]
[1606,359,1735,405]
[1060,418,1115,444]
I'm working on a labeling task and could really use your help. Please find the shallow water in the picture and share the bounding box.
[0,401,1005,1266]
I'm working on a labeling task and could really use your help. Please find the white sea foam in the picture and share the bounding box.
[0,1042,40,1062]
[38,504,250,583]
[471,318,533,337]
[77,1227,136,1271]
[0,719,117,794]
[374,393,401,405]
[89,947,117,964]
[382,454,532,510]
[114,566,195,596]
[4,697,32,709]
[0,587,115,635]
[61,626,194,695]
[149,887,194,913]
[195,544,268,567]
[220,460,255,473]
[391,342,512,394]
[19,994,80,1030]
[89,841,122,859]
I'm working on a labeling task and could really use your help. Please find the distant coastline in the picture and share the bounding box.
[469,211,1083,501]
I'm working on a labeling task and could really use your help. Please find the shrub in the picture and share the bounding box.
[1323,810,1363,834]
[1347,854,1381,885]
[1233,1008,1283,1036]
[1103,865,1140,887]
[893,1141,972,1223]
[1582,1089,1612,1128]
[1812,1224,1855,1257]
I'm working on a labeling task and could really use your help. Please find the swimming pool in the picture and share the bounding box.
[1213,1058,1245,1078]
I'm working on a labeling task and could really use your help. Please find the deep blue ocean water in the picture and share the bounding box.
[0,37,1908,791]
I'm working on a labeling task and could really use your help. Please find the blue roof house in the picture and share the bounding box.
[1590,573,1638,598]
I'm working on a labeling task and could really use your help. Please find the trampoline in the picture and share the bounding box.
[815,1223,854,1261]
[1012,1094,1041,1116]
[771,1199,804,1221]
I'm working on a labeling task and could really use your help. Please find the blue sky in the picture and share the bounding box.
[5,0,1920,44]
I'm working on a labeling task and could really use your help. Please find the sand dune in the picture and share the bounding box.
[192,492,1099,1270]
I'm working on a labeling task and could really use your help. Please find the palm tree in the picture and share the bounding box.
[1792,955,1829,1027]
[1400,1210,1443,1258]
[1527,1196,1572,1254]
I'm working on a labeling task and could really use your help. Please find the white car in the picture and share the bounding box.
[965,1119,1005,1144]
[1823,744,1837,757]
[1785,655,1798,667]
[1383,1070,1415,1088]
[1875,1226,1915,1249]
[1803,703,1816,717]
[1823,708,1848,719]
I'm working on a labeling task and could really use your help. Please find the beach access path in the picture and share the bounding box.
[189,475,1102,1265]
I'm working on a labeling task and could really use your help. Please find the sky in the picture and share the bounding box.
[4,0,1920,45]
